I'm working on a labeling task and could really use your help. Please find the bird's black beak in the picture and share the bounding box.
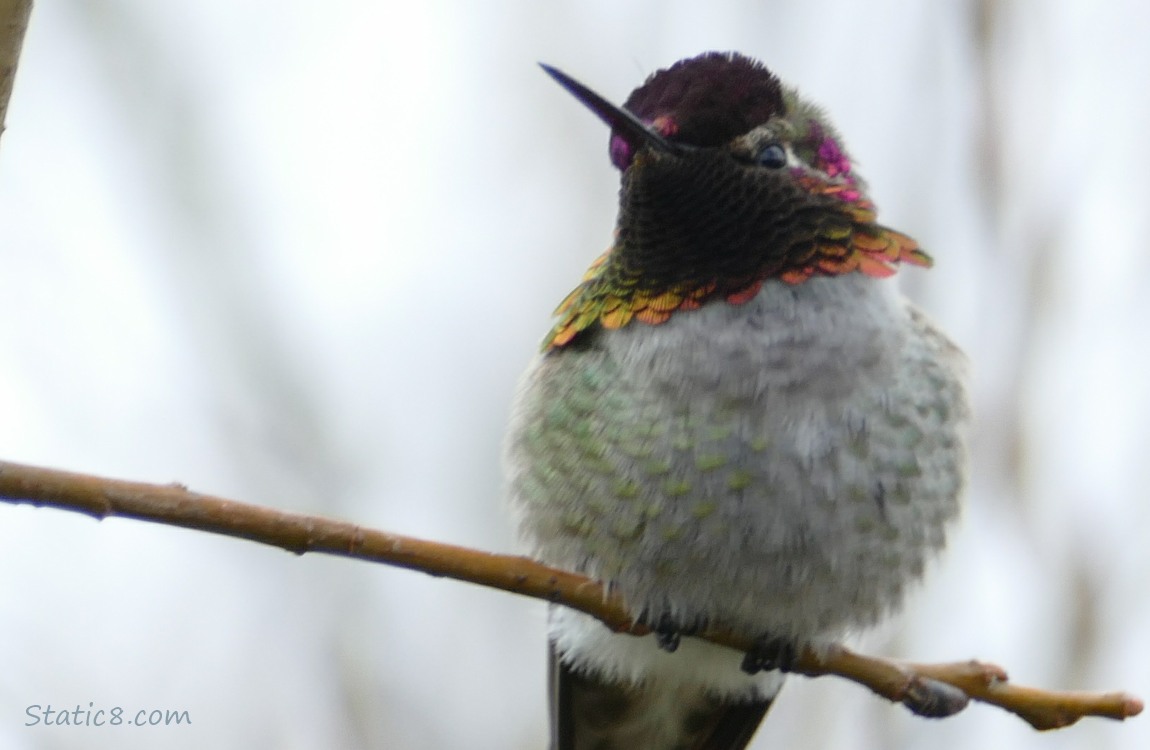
[539,63,687,158]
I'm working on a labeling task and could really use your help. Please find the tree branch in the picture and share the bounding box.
[0,0,33,140]
[0,458,1141,730]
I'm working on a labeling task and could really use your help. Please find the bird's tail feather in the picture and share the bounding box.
[549,643,776,750]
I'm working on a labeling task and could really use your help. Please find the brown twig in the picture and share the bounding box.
[0,0,33,140]
[0,458,1141,729]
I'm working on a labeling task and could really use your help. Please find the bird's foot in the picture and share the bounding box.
[740,635,798,674]
[636,611,705,654]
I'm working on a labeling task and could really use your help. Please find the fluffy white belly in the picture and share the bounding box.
[506,274,968,688]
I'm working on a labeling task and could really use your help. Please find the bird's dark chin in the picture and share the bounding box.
[616,150,807,288]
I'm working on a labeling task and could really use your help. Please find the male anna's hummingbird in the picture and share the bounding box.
[505,51,969,750]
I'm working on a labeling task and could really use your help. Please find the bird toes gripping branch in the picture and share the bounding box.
[740,635,799,674]
[900,676,971,718]
[636,610,705,654]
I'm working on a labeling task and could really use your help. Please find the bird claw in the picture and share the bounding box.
[901,677,970,718]
[741,635,798,674]
[655,628,681,653]
[636,611,703,654]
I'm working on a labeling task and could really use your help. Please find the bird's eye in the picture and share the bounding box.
[756,143,787,169]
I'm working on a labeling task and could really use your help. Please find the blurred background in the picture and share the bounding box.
[0,1,1147,748]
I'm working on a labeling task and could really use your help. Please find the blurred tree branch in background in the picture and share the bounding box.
[0,0,32,138]
[0,458,1141,731]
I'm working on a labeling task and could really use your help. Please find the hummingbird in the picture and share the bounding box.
[504,51,969,750]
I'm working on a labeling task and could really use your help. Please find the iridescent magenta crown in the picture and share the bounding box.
[609,52,785,168]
